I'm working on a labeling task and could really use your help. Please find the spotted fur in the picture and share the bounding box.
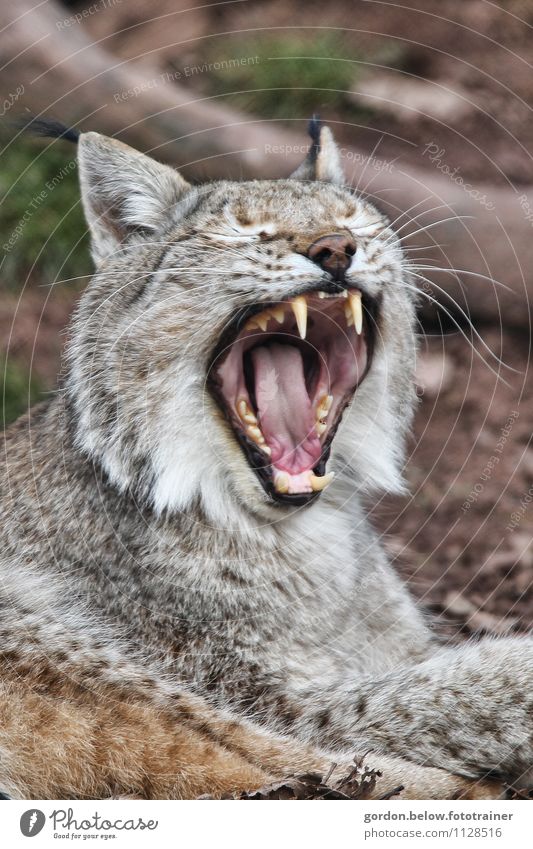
[0,124,529,799]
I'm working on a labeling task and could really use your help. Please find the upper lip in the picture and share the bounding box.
[207,283,376,507]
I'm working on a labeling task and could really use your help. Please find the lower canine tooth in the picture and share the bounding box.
[274,473,289,494]
[310,472,334,492]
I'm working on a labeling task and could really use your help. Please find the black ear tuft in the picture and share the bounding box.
[15,116,80,144]
[308,114,322,160]
[290,117,344,185]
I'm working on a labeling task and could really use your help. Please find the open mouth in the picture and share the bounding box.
[207,287,375,506]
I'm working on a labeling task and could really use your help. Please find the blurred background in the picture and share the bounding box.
[1,0,532,636]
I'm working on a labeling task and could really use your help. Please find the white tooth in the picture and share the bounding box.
[238,399,258,425]
[316,422,327,436]
[348,290,363,334]
[260,444,272,456]
[317,394,333,419]
[244,318,258,332]
[274,472,289,494]
[271,306,285,324]
[310,472,335,492]
[291,296,307,340]
[318,291,327,299]
[255,313,269,332]
[247,425,263,442]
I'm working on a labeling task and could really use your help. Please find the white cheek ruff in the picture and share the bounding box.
[67,167,414,523]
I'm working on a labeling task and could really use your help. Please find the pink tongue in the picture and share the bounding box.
[251,343,322,474]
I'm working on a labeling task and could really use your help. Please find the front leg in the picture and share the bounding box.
[292,638,533,787]
[2,656,502,800]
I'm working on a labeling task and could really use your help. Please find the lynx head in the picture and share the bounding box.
[67,121,417,524]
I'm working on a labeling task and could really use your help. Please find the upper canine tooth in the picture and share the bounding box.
[255,313,269,332]
[348,291,363,334]
[310,471,335,492]
[291,296,307,339]
[270,306,285,324]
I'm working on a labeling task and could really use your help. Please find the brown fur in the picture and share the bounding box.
[0,124,526,800]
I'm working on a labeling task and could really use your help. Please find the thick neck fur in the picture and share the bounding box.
[15,392,428,702]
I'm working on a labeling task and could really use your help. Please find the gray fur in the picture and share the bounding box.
[0,126,531,798]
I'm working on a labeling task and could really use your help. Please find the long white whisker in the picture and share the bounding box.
[408,263,512,292]
[405,273,516,380]
[391,215,476,247]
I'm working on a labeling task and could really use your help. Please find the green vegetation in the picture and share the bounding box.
[0,136,90,292]
[1,357,42,425]
[0,137,86,424]
[202,33,370,119]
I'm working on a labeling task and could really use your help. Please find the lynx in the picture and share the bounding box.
[0,119,531,800]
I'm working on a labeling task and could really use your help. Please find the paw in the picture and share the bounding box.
[354,753,506,800]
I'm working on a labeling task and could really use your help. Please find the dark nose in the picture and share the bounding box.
[307,233,356,280]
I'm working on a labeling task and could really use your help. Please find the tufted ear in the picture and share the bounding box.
[77,132,191,265]
[290,118,345,185]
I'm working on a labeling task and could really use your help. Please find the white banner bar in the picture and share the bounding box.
[2,799,532,848]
